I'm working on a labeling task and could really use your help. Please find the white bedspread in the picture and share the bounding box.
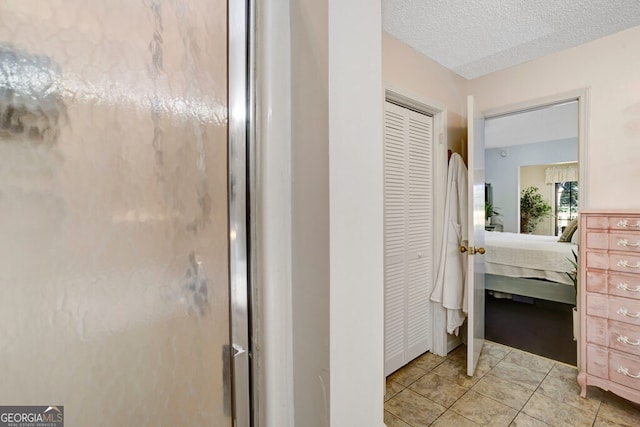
[484,231,576,285]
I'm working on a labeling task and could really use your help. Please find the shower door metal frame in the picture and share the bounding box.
[229,0,254,425]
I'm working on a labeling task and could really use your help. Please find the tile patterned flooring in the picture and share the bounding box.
[384,341,640,426]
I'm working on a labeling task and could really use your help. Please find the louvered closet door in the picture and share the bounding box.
[384,101,434,376]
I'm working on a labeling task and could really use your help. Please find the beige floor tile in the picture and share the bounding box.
[482,341,512,360]
[537,364,602,415]
[471,373,534,410]
[432,358,480,389]
[596,392,640,427]
[448,345,467,364]
[474,353,500,378]
[481,343,511,368]
[477,352,502,371]
[410,351,447,372]
[446,344,497,378]
[385,380,405,402]
[502,349,555,376]
[490,359,548,390]
[385,389,446,427]
[522,392,595,426]
[388,364,428,387]
[509,412,549,427]
[448,341,510,379]
[409,371,469,407]
[431,410,481,426]
[552,361,579,374]
[594,417,635,427]
[448,344,466,358]
[450,390,518,426]
[384,410,411,427]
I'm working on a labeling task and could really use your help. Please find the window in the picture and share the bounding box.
[555,181,578,236]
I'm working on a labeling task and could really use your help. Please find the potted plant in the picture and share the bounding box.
[485,202,500,226]
[520,186,552,233]
[566,248,578,339]
[485,202,493,226]
[566,248,580,368]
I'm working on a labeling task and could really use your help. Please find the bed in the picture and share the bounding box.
[484,231,577,305]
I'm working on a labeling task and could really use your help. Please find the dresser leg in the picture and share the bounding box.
[578,372,587,398]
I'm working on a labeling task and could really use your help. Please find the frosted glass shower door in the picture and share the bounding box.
[0,1,239,425]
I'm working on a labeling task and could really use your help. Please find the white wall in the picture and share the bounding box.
[383,33,468,155]
[469,25,640,209]
[290,0,331,425]
[259,1,384,426]
[329,1,384,425]
[256,0,294,424]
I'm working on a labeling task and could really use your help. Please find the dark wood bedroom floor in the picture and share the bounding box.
[484,292,577,366]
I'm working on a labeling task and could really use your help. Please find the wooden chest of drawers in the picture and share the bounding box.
[579,211,640,404]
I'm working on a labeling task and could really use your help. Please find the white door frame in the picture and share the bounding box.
[384,87,450,357]
[432,88,590,357]
[482,88,590,211]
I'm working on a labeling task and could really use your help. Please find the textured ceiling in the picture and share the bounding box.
[383,0,640,79]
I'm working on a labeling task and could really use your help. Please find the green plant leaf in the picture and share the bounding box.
[520,186,552,233]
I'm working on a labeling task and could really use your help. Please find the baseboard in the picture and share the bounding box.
[447,333,462,354]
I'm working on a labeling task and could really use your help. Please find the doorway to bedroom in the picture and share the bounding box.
[482,99,580,365]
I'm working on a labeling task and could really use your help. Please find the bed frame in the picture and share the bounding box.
[485,273,576,305]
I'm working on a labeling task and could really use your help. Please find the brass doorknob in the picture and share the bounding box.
[459,246,468,253]
[474,247,486,255]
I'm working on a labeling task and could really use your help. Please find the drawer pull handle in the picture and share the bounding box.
[617,366,640,379]
[617,334,640,346]
[617,220,640,228]
[618,239,640,248]
[617,283,640,292]
[617,260,640,269]
[617,308,640,318]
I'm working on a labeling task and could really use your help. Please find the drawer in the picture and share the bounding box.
[586,231,609,250]
[609,320,640,357]
[610,350,640,391]
[586,344,609,379]
[588,316,640,357]
[586,231,640,253]
[586,270,608,294]
[586,315,607,346]
[586,216,640,231]
[611,232,640,254]
[610,217,640,231]
[609,272,640,300]
[586,270,640,300]
[586,293,640,326]
[610,253,640,274]
[587,252,640,274]
[586,251,609,270]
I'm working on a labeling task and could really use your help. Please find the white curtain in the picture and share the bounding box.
[545,164,578,184]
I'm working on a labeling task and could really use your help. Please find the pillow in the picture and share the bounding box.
[570,227,580,244]
[559,218,578,242]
